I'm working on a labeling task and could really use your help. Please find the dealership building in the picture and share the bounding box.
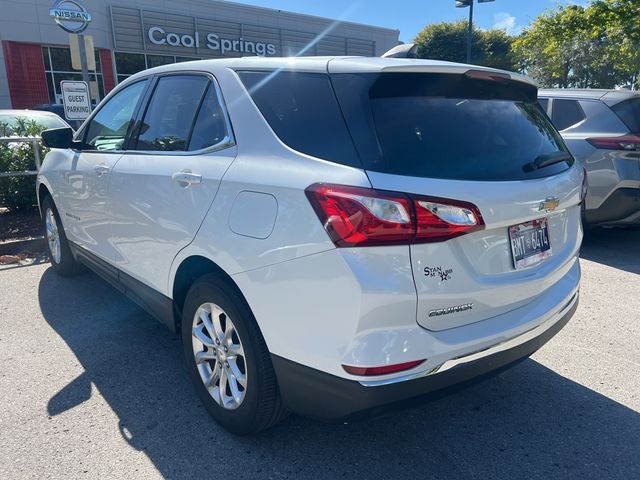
[0,0,400,109]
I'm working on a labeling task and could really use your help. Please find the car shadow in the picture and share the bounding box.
[38,269,639,480]
[580,227,640,274]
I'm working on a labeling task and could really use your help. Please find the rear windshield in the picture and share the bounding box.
[0,114,67,133]
[238,70,572,181]
[611,98,640,133]
[332,73,572,181]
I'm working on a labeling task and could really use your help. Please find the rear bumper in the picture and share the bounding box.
[272,293,578,421]
[585,188,640,225]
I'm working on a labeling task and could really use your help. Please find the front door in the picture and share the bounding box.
[63,79,149,262]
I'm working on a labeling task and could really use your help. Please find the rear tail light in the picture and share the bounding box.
[342,359,425,376]
[305,183,484,247]
[304,184,414,247]
[414,200,481,242]
[586,135,640,151]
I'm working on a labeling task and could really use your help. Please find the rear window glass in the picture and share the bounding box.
[612,98,640,133]
[187,84,230,151]
[537,98,549,113]
[136,75,209,151]
[237,71,360,168]
[332,73,572,181]
[0,114,66,132]
[551,99,586,131]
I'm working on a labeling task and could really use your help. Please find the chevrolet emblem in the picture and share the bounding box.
[539,196,560,212]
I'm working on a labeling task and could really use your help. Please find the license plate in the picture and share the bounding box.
[508,218,552,270]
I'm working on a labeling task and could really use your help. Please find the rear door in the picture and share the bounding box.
[332,71,583,331]
[107,73,236,294]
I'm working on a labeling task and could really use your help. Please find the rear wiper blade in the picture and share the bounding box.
[523,151,573,172]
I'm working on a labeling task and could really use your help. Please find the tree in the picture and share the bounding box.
[481,29,518,72]
[0,118,48,212]
[514,1,640,89]
[590,0,640,87]
[413,20,517,71]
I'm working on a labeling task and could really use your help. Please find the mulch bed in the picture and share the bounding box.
[0,208,42,242]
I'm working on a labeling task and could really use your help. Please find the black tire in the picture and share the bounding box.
[41,195,83,276]
[181,274,288,435]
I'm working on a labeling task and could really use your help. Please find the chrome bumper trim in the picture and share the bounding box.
[359,290,579,387]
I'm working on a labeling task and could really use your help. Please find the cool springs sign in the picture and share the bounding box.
[148,26,277,56]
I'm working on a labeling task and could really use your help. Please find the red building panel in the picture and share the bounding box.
[99,49,116,94]
[2,41,49,109]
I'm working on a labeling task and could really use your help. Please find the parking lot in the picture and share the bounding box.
[0,228,638,480]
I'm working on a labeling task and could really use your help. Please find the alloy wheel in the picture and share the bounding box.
[192,302,248,410]
[45,208,61,264]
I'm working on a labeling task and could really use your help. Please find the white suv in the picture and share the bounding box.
[37,57,584,435]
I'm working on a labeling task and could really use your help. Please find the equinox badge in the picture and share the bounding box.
[428,303,474,317]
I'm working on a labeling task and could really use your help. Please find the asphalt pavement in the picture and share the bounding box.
[0,228,638,480]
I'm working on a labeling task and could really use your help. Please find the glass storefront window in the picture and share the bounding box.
[114,52,146,76]
[94,50,102,73]
[49,47,73,72]
[42,46,105,106]
[45,74,55,104]
[42,48,51,71]
[114,52,201,83]
[53,72,83,88]
[147,55,174,68]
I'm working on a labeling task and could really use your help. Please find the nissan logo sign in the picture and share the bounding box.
[49,0,92,34]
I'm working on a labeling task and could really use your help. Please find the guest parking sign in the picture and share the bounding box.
[61,80,92,120]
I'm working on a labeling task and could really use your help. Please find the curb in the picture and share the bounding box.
[0,236,46,255]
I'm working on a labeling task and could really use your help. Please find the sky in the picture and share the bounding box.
[232,0,590,42]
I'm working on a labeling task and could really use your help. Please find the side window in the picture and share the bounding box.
[611,98,640,133]
[237,71,360,168]
[537,98,549,113]
[83,80,148,151]
[551,99,586,131]
[135,75,209,152]
[188,84,230,151]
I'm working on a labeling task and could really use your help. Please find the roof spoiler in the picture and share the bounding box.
[381,43,419,59]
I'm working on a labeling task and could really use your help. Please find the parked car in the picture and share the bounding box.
[30,104,82,130]
[37,57,584,434]
[538,89,640,226]
[0,109,71,134]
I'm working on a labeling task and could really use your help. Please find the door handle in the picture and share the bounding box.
[94,164,110,176]
[172,170,202,186]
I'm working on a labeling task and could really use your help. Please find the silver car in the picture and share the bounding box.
[538,89,640,226]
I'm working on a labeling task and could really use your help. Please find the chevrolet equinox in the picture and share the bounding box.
[37,57,584,434]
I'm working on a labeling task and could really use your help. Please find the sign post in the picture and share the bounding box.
[50,1,93,102]
[77,33,90,86]
[69,33,95,83]
[455,0,495,64]
[61,81,92,121]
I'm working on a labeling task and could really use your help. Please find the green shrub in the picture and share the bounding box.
[0,118,49,212]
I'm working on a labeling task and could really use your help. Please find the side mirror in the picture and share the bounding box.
[41,127,74,149]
